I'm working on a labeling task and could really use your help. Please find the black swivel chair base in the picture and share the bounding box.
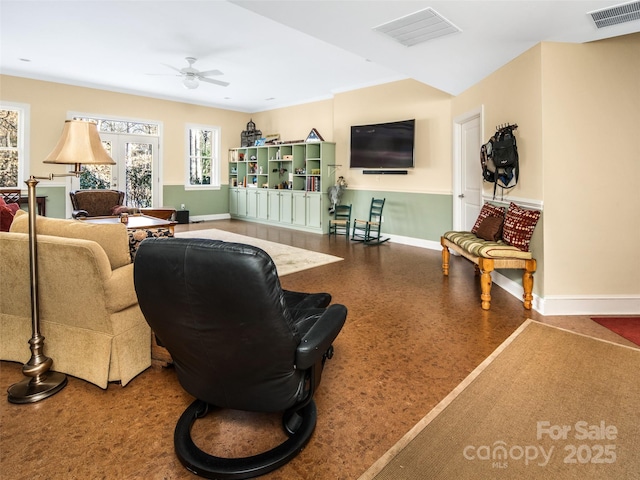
[175,399,318,480]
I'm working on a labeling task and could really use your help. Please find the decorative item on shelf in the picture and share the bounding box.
[264,134,280,145]
[328,176,348,213]
[238,153,245,161]
[282,155,293,160]
[305,128,323,143]
[120,212,129,223]
[254,138,266,146]
[7,119,116,404]
[241,119,262,147]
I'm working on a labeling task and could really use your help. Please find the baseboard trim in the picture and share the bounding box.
[538,295,640,316]
[189,213,230,223]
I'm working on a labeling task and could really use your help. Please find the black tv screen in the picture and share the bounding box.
[350,119,415,169]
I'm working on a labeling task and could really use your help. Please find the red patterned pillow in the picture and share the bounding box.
[502,202,541,252]
[471,203,506,234]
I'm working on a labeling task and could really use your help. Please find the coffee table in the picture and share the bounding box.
[78,214,177,234]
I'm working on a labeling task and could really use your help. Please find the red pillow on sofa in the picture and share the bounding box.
[0,197,20,232]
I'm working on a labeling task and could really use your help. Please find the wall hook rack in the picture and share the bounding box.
[496,123,518,132]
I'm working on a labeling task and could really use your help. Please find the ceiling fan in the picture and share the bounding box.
[159,57,230,89]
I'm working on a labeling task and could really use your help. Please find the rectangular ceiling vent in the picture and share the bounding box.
[374,7,461,47]
[588,1,640,28]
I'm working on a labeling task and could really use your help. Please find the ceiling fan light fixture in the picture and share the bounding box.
[183,75,199,89]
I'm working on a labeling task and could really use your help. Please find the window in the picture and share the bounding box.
[0,103,29,188]
[186,124,220,189]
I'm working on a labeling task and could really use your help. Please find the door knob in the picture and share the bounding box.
[458,194,465,198]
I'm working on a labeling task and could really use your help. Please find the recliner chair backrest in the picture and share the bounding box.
[134,237,306,412]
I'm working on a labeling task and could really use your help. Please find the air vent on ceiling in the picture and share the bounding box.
[588,1,640,28]
[374,7,461,47]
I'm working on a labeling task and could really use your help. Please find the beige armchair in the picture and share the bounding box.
[0,211,151,388]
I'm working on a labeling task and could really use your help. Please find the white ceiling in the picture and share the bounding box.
[1,1,638,113]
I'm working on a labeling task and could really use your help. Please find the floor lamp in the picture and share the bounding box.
[7,119,115,404]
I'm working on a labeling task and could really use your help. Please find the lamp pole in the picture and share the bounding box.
[7,176,67,403]
[6,119,113,403]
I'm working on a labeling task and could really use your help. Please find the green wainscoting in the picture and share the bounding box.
[340,190,452,242]
[32,186,67,219]
[35,184,452,244]
[162,185,229,217]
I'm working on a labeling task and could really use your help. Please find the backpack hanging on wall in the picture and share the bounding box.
[480,124,519,199]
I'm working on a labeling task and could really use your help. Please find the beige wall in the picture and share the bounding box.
[253,79,454,195]
[332,79,453,194]
[0,75,247,184]
[252,99,334,144]
[452,33,640,299]
[452,45,546,295]
[541,35,640,296]
[452,44,544,201]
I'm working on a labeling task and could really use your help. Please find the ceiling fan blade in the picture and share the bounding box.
[200,77,230,87]
[197,69,224,77]
[162,64,182,73]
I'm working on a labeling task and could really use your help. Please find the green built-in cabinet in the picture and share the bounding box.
[229,141,336,233]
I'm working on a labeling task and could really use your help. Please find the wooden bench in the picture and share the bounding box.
[441,232,536,310]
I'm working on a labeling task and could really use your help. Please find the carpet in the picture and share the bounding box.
[175,228,342,276]
[360,320,640,480]
[591,317,640,347]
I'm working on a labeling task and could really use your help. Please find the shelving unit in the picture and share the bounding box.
[229,141,336,233]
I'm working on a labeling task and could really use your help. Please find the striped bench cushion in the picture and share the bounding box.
[443,231,533,260]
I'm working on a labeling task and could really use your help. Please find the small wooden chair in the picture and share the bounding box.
[328,204,351,238]
[0,189,22,205]
[351,198,389,245]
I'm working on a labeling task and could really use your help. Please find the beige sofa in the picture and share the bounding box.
[0,211,151,388]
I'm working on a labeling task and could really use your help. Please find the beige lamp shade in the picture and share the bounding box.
[43,119,115,166]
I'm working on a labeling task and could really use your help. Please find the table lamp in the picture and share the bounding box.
[7,119,115,403]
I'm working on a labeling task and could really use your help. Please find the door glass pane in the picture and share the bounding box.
[125,142,152,208]
[80,140,113,189]
[0,109,19,187]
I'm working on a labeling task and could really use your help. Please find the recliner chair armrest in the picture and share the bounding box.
[295,304,347,370]
[72,209,89,219]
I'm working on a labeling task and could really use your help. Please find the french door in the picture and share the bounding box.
[72,133,160,209]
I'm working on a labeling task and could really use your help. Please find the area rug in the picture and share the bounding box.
[591,317,640,347]
[175,228,342,276]
[359,320,640,480]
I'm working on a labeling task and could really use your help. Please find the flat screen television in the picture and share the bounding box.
[350,119,415,169]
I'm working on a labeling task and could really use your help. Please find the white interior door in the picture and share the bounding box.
[454,108,483,230]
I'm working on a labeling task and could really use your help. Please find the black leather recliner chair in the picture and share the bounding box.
[134,237,347,479]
